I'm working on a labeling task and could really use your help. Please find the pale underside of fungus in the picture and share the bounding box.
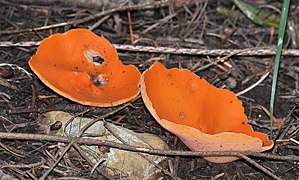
[140,62,273,163]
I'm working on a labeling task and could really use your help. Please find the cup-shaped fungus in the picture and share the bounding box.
[140,62,273,163]
[29,29,141,107]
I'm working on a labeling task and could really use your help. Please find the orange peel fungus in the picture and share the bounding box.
[140,62,273,163]
[29,29,141,107]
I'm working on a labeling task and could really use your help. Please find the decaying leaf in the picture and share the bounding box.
[39,111,169,180]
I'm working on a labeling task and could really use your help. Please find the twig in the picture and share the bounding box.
[88,15,111,31]
[141,11,179,35]
[240,154,281,180]
[0,142,26,158]
[192,48,250,73]
[272,117,295,153]
[0,63,32,79]
[40,137,77,180]
[0,132,298,162]
[1,160,45,170]
[127,11,134,43]
[2,104,114,115]
[2,41,299,57]
[6,0,159,9]
[114,45,299,56]
[0,41,41,47]
[0,0,169,35]
[236,71,270,96]
[72,143,114,179]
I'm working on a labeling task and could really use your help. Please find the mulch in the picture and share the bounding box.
[0,0,298,179]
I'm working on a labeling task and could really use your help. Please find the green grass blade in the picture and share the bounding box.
[269,0,290,138]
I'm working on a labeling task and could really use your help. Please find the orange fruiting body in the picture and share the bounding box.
[141,62,273,163]
[29,29,141,107]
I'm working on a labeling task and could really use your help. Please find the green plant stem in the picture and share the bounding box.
[269,0,290,138]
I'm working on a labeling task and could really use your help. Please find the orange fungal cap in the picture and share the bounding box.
[29,29,141,107]
[140,62,273,163]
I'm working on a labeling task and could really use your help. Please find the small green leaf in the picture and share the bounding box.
[217,6,244,19]
[231,0,280,28]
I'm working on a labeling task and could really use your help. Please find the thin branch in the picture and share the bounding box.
[1,41,299,56]
[114,45,299,56]
[236,71,270,96]
[72,143,114,179]
[0,132,298,162]
[6,0,139,9]
[240,154,281,180]
[0,0,169,35]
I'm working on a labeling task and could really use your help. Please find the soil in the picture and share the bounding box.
[0,0,298,179]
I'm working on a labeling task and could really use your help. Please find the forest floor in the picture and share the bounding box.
[0,0,298,179]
